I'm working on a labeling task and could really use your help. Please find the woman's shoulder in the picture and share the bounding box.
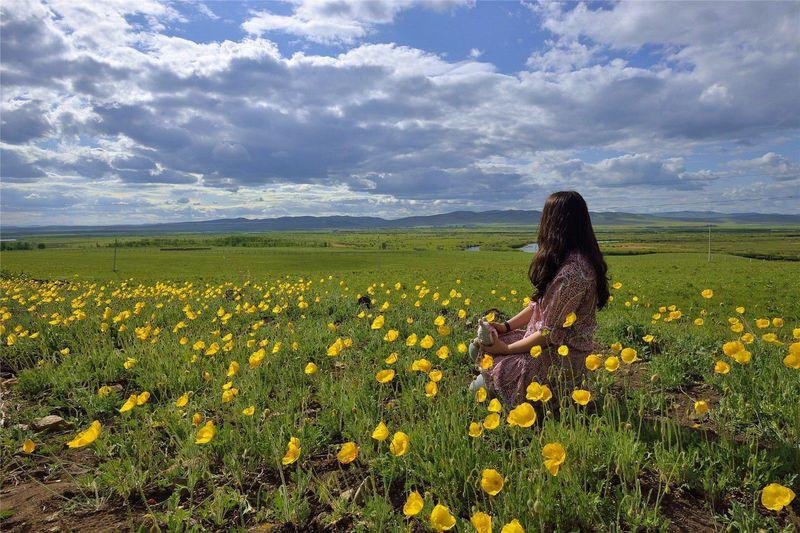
[561,251,595,280]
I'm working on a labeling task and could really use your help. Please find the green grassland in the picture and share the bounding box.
[1,229,799,531]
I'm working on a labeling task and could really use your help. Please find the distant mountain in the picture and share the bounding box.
[2,210,799,237]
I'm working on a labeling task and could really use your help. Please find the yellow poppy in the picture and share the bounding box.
[389,431,409,456]
[21,439,36,454]
[604,356,620,372]
[701,289,713,299]
[620,348,637,364]
[471,512,492,533]
[371,421,389,441]
[530,345,542,358]
[761,483,795,511]
[542,442,566,476]
[376,369,395,383]
[488,398,502,413]
[475,386,487,403]
[119,394,137,413]
[468,422,483,438]
[385,352,398,364]
[585,354,602,371]
[304,362,318,375]
[337,441,359,464]
[226,361,239,377]
[501,519,525,533]
[420,335,435,349]
[572,389,591,406]
[714,360,731,374]
[507,402,536,427]
[370,315,385,329]
[483,412,500,430]
[66,420,102,448]
[403,490,424,516]
[480,468,504,496]
[175,392,190,407]
[430,504,456,531]
[383,329,399,342]
[557,345,569,356]
[425,381,438,398]
[281,436,300,465]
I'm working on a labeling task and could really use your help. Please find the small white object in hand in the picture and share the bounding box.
[476,318,494,346]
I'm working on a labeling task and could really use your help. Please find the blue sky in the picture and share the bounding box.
[1,0,798,226]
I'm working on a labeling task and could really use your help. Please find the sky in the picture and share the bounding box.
[1,0,799,226]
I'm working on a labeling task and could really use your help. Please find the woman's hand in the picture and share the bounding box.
[488,321,507,334]
[480,339,509,355]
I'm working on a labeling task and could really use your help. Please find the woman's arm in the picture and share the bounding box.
[481,328,546,355]
[490,304,533,333]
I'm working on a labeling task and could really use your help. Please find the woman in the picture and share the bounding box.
[474,191,610,408]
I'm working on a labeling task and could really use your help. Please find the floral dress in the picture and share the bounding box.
[475,250,601,407]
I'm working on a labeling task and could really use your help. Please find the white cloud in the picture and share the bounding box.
[242,0,474,45]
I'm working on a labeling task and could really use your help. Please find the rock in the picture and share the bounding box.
[32,415,71,431]
[14,423,30,431]
[110,384,124,393]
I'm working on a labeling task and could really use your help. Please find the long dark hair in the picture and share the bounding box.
[528,191,609,309]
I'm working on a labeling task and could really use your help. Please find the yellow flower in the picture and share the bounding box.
[604,356,620,372]
[735,306,745,314]
[371,421,389,441]
[530,345,542,358]
[542,442,566,476]
[714,360,731,374]
[205,342,220,356]
[468,422,483,438]
[430,504,456,531]
[66,420,102,448]
[480,354,494,369]
[192,412,203,426]
[741,332,755,344]
[731,323,744,333]
[783,349,800,369]
[483,412,500,430]
[731,349,752,364]
[383,329,399,342]
[571,389,591,406]
[488,398,502,413]
[620,347,638,364]
[59,347,70,355]
[97,385,113,396]
[694,400,709,416]
[370,315,385,329]
[282,436,300,465]
[337,441,359,464]
[119,393,137,413]
[642,334,654,343]
[21,439,36,454]
[429,369,443,382]
[723,340,744,357]
[376,369,395,383]
[701,289,713,299]
[425,381,438,398]
[389,431,409,456]
[249,348,266,367]
[755,318,770,329]
[434,315,446,326]
[471,511,492,533]
[175,392,190,408]
[475,386,487,403]
[585,354,602,371]
[480,468,504,496]
[420,335,435,349]
[385,352,398,364]
[436,345,450,359]
[222,387,239,403]
[557,345,569,356]
[240,405,255,416]
[612,282,622,289]
[507,402,536,427]
[123,357,137,369]
[195,420,216,444]
[611,341,622,351]
[772,317,784,328]
[411,358,432,372]
[562,311,577,327]
[304,362,318,375]
[326,338,344,356]
[403,491,424,517]
[694,318,704,326]
[761,483,796,512]
[501,519,525,533]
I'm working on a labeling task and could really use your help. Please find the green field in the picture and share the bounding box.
[1,229,799,531]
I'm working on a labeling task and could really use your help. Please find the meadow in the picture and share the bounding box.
[1,228,799,532]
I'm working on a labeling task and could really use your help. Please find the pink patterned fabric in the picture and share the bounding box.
[475,250,601,407]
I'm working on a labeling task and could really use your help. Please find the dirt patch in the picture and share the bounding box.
[0,479,141,532]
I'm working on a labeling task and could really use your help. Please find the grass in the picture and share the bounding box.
[1,234,799,531]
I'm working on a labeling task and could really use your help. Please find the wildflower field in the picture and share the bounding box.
[1,234,799,531]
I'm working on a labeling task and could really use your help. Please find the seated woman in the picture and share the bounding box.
[472,190,610,408]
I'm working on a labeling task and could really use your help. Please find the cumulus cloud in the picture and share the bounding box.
[242,0,474,45]
[1,0,798,225]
